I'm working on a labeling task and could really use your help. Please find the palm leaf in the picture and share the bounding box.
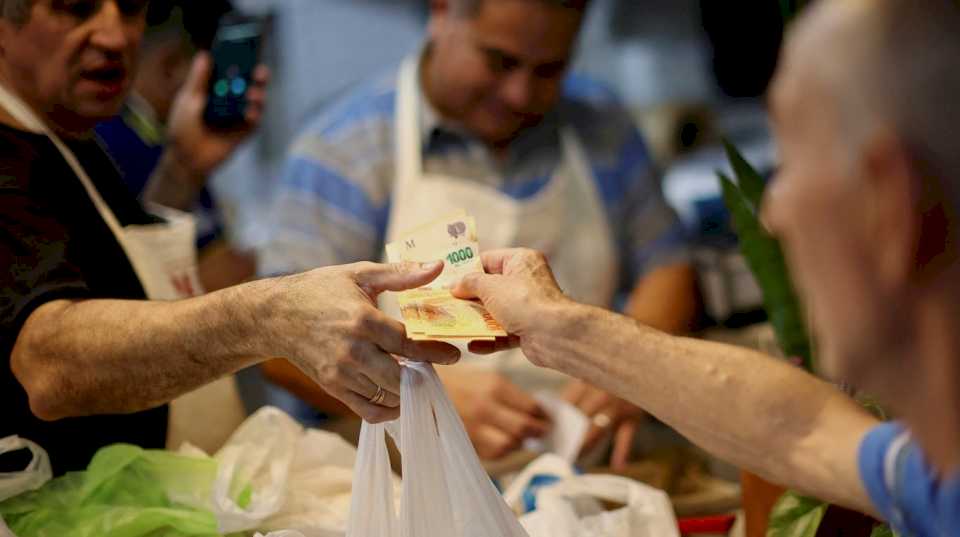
[767,491,828,537]
[870,524,899,537]
[718,164,813,370]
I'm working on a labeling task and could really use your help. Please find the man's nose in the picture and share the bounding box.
[88,1,133,54]
[500,70,535,112]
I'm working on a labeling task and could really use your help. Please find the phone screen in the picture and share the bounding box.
[203,20,262,129]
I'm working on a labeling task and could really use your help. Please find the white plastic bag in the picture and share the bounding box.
[0,436,51,503]
[518,473,679,537]
[176,406,391,537]
[257,429,400,537]
[174,406,301,533]
[0,515,15,537]
[523,393,590,463]
[347,362,530,537]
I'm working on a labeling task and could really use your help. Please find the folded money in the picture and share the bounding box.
[386,211,506,341]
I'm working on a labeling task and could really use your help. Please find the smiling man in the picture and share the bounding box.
[0,0,459,476]
[259,0,697,463]
[451,0,960,533]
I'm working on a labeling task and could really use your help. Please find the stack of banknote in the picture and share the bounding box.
[385,210,506,341]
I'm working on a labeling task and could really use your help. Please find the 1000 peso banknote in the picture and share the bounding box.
[386,211,506,341]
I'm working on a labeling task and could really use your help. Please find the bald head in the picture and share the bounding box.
[787,0,960,199]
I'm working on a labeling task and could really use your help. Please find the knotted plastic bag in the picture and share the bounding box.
[0,437,51,504]
[506,456,679,537]
[347,362,529,537]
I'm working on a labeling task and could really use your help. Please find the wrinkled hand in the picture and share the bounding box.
[264,261,460,423]
[441,369,550,460]
[165,52,270,181]
[562,380,645,469]
[452,248,568,360]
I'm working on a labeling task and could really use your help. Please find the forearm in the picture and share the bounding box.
[531,301,878,513]
[11,282,273,420]
[142,149,207,210]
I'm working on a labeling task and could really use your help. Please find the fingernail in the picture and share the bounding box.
[420,260,443,271]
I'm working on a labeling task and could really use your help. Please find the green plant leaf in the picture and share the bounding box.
[718,168,814,370]
[767,491,828,537]
[780,0,810,26]
[870,524,899,537]
[723,139,766,210]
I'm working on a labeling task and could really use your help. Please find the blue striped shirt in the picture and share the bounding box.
[259,65,689,296]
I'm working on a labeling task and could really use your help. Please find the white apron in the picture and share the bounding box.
[384,58,619,393]
[0,84,244,453]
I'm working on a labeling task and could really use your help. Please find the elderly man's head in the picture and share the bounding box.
[763,0,960,390]
[424,0,590,148]
[0,0,148,135]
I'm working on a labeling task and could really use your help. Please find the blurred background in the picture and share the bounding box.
[176,0,787,331]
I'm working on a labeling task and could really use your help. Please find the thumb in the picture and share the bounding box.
[358,260,444,295]
[184,52,213,98]
[451,272,499,301]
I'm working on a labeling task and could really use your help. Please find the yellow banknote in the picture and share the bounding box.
[386,214,482,288]
[386,210,505,341]
[397,289,507,339]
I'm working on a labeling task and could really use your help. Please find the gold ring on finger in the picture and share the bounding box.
[369,385,386,406]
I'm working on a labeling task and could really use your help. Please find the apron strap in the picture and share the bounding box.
[558,127,593,188]
[395,57,424,192]
[0,82,147,284]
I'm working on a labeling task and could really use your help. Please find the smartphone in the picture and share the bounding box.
[203,13,264,129]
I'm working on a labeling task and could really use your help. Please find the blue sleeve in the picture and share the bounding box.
[613,129,691,284]
[258,150,391,277]
[858,422,959,536]
[257,81,398,277]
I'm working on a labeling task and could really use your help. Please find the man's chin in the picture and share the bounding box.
[474,123,525,147]
[76,97,126,122]
[50,99,126,136]
[468,113,537,147]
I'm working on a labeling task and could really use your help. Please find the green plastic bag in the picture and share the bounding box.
[0,444,223,537]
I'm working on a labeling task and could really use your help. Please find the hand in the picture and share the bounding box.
[165,52,270,181]
[452,248,569,361]
[441,369,550,460]
[562,380,645,469]
[261,261,460,423]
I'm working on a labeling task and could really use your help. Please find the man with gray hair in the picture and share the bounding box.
[0,0,458,475]
[452,0,960,533]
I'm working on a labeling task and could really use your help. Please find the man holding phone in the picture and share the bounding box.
[0,0,459,476]
[96,2,264,293]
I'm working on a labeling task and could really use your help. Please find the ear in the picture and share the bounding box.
[861,130,923,289]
